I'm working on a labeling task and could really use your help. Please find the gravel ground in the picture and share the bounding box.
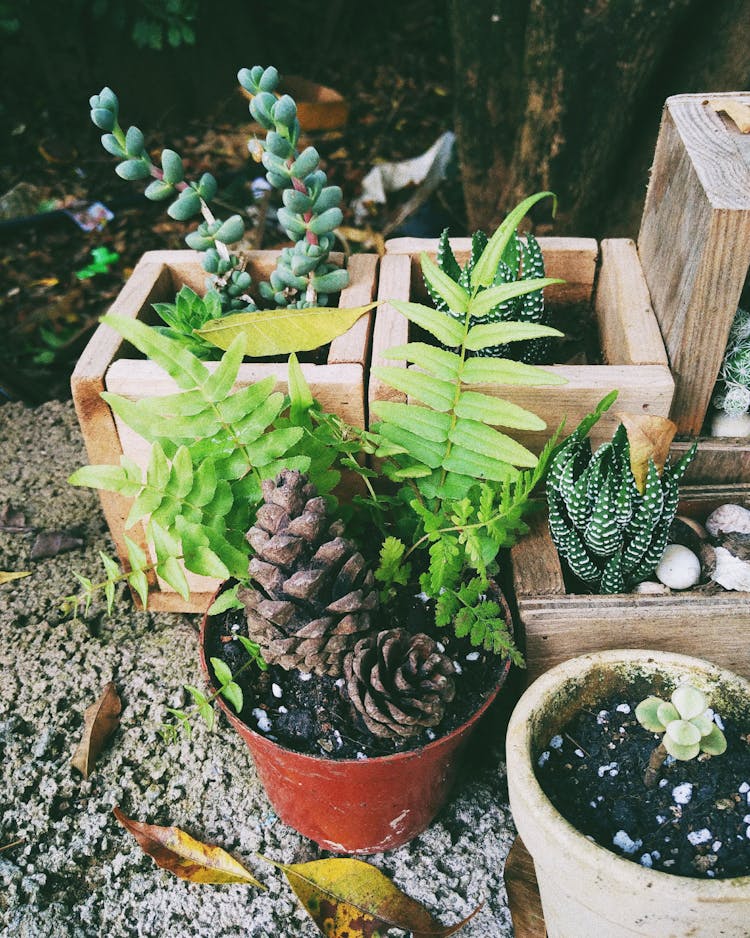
[0,400,517,937]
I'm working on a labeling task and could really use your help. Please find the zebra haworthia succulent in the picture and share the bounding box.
[546,415,697,594]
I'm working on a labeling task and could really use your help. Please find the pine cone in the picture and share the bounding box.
[239,470,377,676]
[344,629,456,740]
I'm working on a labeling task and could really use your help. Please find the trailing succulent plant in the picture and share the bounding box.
[423,193,555,363]
[546,412,697,594]
[89,64,347,355]
[635,683,727,788]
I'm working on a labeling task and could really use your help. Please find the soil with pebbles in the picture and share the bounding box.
[536,692,750,879]
[205,590,508,760]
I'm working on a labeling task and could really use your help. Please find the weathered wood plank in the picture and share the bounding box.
[638,93,750,435]
[329,252,379,364]
[671,439,750,484]
[368,253,412,407]
[504,838,546,938]
[595,239,668,367]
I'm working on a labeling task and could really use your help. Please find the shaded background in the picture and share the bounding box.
[1,0,748,401]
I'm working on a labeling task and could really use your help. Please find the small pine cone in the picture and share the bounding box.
[239,470,377,677]
[344,629,456,740]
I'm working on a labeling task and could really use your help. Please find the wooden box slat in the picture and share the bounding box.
[504,837,546,938]
[71,250,378,612]
[638,93,750,437]
[371,237,674,454]
[511,484,750,684]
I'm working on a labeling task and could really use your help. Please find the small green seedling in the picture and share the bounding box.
[635,683,727,787]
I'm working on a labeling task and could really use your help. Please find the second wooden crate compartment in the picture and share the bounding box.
[370,237,674,453]
[510,484,750,684]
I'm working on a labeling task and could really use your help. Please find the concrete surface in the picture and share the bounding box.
[0,400,517,937]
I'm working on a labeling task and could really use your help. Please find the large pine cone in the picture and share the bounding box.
[239,470,377,676]
[344,630,456,739]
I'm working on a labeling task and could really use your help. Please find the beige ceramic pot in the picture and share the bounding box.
[506,648,750,938]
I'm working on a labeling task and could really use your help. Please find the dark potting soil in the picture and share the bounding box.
[536,692,750,879]
[204,592,507,760]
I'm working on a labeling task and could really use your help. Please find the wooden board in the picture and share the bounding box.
[70,250,378,612]
[511,484,750,684]
[504,837,546,938]
[638,93,750,435]
[370,238,674,453]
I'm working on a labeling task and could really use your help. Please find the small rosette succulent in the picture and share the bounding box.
[635,684,727,761]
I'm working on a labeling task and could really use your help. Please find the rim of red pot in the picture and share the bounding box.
[199,581,513,766]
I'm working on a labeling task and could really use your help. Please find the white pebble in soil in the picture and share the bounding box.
[616,703,631,714]
[655,544,701,590]
[271,683,283,699]
[739,781,749,794]
[335,677,345,688]
[277,706,288,714]
[574,748,585,758]
[549,735,564,750]
[713,841,722,852]
[687,828,712,846]
[597,762,618,778]
[453,661,462,674]
[613,830,642,854]
[656,815,667,824]
[538,751,550,768]
[252,708,272,733]
[596,710,609,724]
[639,854,653,868]
[672,782,693,805]
[714,713,725,730]
[298,672,312,682]
[465,651,480,661]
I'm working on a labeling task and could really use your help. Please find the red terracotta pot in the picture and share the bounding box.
[199,594,511,854]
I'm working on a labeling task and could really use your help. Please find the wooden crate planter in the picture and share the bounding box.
[370,237,674,453]
[71,249,378,613]
[639,93,750,482]
[510,484,750,684]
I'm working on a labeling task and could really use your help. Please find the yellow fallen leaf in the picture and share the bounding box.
[619,412,678,493]
[196,303,379,355]
[268,856,479,937]
[709,99,750,134]
[0,571,30,584]
[113,808,264,887]
[71,682,122,778]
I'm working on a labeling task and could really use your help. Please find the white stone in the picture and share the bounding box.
[739,782,750,793]
[298,672,312,682]
[706,503,750,536]
[549,735,563,749]
[598,762,618,777]
[252,708,272,733]
[271,683,282,698]
[672,782,693,805]
[616,703,631,714]
[714,713,725,730]
[687,828,712,846]
[633,580,671,595]
[596,710,609,724]
[537,751,550,767]
[655,544,701,590]
[639,853,653,868]
[612,830,642,854]
[710,411,750,437]
[711,546,750,591]
[465,651,480,661]
[713,841,722,852]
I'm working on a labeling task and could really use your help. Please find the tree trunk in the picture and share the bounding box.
[449,0,750,238]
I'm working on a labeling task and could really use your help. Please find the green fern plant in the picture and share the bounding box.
[369,195,573,659]
[546,415,697,593]
[423,193,555,363]
[67,315,363,602]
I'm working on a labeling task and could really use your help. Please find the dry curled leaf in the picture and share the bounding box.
[71,682,122,778]
[0,571,31,584]
[113,808,264,887]
[708,99,750,133]
[267,856,479,937]
[618,412,678,493]
[30,530,84,559]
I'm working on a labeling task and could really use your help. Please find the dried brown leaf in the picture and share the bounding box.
[269,856,479,937]
[30,531,84,559]
[71,682,122,778]
[618,412,678,493]
[113,808,264,886]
